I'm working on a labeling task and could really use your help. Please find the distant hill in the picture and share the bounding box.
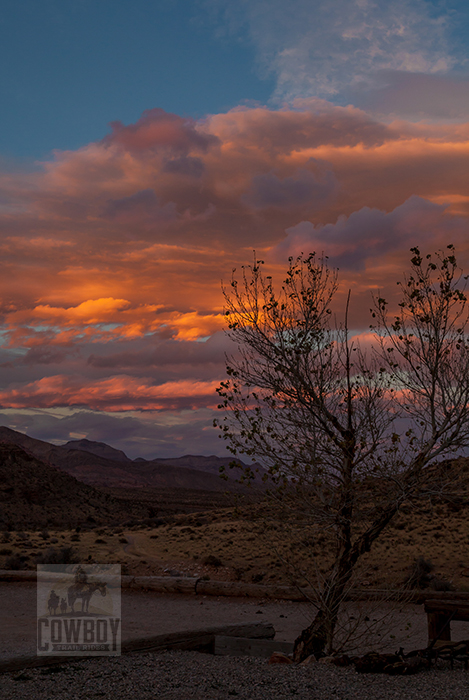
[0,442,149,529]
[0,427,262,492]
[63,438,131,463]
[146,454,256,478]
[63,437,261,480]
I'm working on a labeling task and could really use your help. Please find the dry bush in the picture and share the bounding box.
[202,554,223,567]
[4,553,29,570]
[36,546,79,567]
[404,556,454,591]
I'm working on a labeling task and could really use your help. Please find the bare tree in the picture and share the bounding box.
[215,247,469,660]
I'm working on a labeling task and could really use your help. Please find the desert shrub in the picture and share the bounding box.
[70,534,80,541]
[16,531,27,540]
[36,547,79,567]
[4,554,29,570]
[233,567,245,581]
[0,548,12,555]
[119,537,128,544]
[1,531,12,543]
[95,538,106,544]
[202,555,222,567]
[404,557,435,589]
[40,531,50,540]
[430,577,454,591]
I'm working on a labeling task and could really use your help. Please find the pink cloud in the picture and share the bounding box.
[0,375,221,412]
[102,108,219,153]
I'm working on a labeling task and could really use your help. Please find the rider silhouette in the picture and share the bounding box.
[74,565,88,587]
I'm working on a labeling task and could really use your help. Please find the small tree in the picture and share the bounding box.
[215,247,469,660]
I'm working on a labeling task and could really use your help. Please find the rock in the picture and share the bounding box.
[384,656,430,675]
[330,655,351,667]
[298,655,317,665]
[318,656,335,664]
[353,652,401,673]
[268,652,294,665]
[384,662,408,675]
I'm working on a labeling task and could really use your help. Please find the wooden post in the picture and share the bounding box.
[427,612,451,644]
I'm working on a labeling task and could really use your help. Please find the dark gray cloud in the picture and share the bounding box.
[103,189,177,222]
[273,196,469,270]
[243,166,336,210]
[86,331,233,372]
[0,407,226,460]
[350,70,469,120]
[163,156,205,178]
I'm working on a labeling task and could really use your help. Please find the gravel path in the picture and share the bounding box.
[3,582,469,699]
[1,650,469,700]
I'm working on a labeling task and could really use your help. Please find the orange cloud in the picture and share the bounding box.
[0,101,468,439]
[2,298,225,347]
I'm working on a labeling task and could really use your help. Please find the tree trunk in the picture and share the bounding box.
[293,502,401,662]
[292,608,330,661]
[293,556,353,661]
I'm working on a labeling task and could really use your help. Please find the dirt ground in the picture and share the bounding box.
[3,581,469,667]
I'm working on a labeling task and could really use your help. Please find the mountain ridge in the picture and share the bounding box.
[0,427,261,492]
[0,442,150,528]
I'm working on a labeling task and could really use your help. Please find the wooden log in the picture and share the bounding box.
[0,622,276,674]
[123,622,274,654]
[214,635,293,658]
[131,576,198,595]
[424,600,469,621]
[420,591,469,601]
[0,570,37,582]
[4,569,469,605]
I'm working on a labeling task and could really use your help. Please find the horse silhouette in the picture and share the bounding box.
[67,581,107,613]
[47,590,60,615]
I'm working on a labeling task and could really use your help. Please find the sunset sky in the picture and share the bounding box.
[1,0,469,458]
